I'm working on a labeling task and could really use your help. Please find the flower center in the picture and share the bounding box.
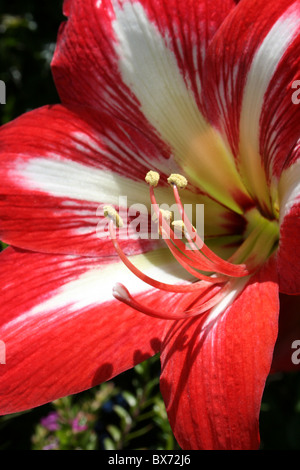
[104,171,279,320]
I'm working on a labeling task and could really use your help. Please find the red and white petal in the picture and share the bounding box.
[0,103,242,255]
[160,258,279,450]
[54,0,235,121]
[259,29,300,183]
[271,293,300,372]
[0,246,194,415]
[0,104,182,256]
[277,152,300,294]
[204,0,300,215]
[53,0,250,213]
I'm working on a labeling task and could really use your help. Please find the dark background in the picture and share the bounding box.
[0,0,63,124]
[0,0,300,450]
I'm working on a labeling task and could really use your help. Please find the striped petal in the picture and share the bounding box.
[160,257,279,450]
[52,0,251,213]
[0,246,193,414]
[204,0,300,216]
[277,148,300,293]
[0,104,174,256]
[0,103,241,256]
[53,0,236,121]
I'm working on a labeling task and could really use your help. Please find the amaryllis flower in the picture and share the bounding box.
[0,0,299,450]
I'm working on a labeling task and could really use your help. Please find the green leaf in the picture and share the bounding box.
[107,424,122,443]
[113,405,132,427]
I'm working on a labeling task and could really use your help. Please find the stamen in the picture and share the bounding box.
[106,170,259,322]
[162,235,227,283]
[152,209,173,224]
[148,181,247,276]
[145,170,160,187]
[172,220,198,240]
[170,182,251,277]
[112,280,233,320]
[167,173,188,189]
[152,209,173,235]
[108,219,221,292]
[172,219,186,233]
[103,205,124,228]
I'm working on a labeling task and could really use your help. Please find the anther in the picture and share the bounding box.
[152,209,173,224]
[172,219,196,233]
[107,169,253,323]
[167,173,188,190]
[145,170,160,187]
[103,205,124,228]
[171,220,186,236]
[152,209,173,236]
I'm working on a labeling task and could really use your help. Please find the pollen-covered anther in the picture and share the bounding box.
[145,170,160,187]
[103,205,124,228]
[172,220,186,233]
[167,173,188,190]
[172,219,197,237]
[153,209,173,236]
[152,209,173,224]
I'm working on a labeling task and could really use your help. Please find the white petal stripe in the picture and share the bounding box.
[279,156,300,223]
[239,2,300,209]
[3,249,190,333]
[13,156,154,207]
[11,155,204,211]
[112,1,208,154]
[112,1,250,213]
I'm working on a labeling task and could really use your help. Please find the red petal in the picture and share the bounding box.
[271,294,300,373]
[277,149,300,294]
[0,246,181,414]
[0,104,178,256]
[203,0,300,213]
[0,103,232,256]
[278,204,300,294]
[52,0,249,213]
[160,258,279,450]
[53,0,235,124]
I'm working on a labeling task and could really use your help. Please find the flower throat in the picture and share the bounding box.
[104,171,279,320]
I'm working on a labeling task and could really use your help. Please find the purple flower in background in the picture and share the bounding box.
[43,440,59,451]
[71,415,88,433]
[40,411,60,432]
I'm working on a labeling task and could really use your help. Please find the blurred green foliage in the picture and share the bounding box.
[0,353,178,450]
[0,0,300,451]
[0,0,62,124]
